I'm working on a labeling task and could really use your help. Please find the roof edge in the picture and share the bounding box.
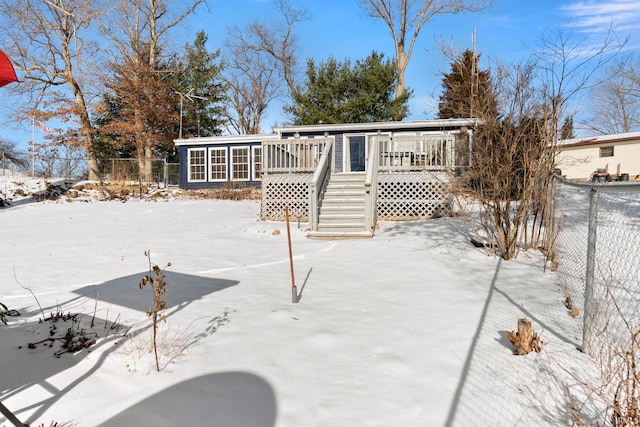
[174,133,280,146]
[274,118,482,134]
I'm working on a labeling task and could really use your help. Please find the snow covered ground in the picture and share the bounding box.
[0,174,604,426]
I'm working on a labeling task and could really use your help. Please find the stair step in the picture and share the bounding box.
[307,230,373,239]
[309,172,373,239]
[324,194,365,199]
[320,205,365,212]
[319,216,365,224]
[320,207,365,215]
[317,223,367,232]
[324,192,365,200]
[330,172,365,179]
[326,184,365,191]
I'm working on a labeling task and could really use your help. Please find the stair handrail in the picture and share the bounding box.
[309,139,334,231]
[364,137,379,234]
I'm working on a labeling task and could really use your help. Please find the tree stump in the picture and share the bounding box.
[507,318,543,355]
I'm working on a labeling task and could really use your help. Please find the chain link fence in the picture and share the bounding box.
[551,179,640,358]
[95,158,179,187]
[3,156,179,187]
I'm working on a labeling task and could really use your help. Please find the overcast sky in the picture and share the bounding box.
[1,0,639,151]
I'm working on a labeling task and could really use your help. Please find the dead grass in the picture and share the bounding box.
[178,180,261,201]
[66,181,261,202]
[178,187,261,201]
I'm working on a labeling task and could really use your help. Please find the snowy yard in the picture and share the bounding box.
[0,177,603,426]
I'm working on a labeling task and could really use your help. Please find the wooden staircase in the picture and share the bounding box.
[307,173,374,239]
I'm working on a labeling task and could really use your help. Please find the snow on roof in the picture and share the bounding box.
[558,130,640,148]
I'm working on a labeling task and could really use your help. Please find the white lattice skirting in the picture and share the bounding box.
[377,172,451,220]
[260,172,451,221]
[261,174,312,221]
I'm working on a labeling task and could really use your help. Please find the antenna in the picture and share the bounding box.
[471,29,479,118]
[174,88,208,138]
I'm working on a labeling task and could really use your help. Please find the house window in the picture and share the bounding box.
[231,147,250,180]
[188,148,206,182]
[599,146,614,157]
[209,147,227,181]
[252,146,262,181]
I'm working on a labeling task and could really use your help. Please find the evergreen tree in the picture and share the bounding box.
[286,51,411,125]
[438,50,497,120]
[177,31,227,138]
[560,115,574,140]
[92,94,136,159]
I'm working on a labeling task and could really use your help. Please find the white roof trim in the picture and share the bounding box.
[174,133,280,146]
[274,119,481,134]
[174,119,481,146]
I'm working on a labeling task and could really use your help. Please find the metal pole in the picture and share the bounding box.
[179,94,183,139]
[31,117,35,177]
[583,187,599,355]
[285,206,298,303]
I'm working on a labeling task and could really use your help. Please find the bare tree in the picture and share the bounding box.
[223,29,282,134]
[459,61,547,260]
[583,55,640,134]
[225,0,307,125]
[533,25,626,145]
[454,26,626,261]
[0,0,103,180]
[100,0,205,178]
[530,25,625,253]
[628,56,640,98]
[0,137,28,169]
[359,0,493,106]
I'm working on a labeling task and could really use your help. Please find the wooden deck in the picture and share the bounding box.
[261,136,462,237]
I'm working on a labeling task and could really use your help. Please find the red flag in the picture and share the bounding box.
[37,120,54,133]
[0,50,18,88]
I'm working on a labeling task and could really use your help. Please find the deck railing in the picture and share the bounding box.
[377,135,458,171]
[364,138,379,233]
[263,138,330,174]
[309,139,334,231]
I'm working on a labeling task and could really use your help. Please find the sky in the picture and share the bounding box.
[0,174,613,425]
[1,0,639,152]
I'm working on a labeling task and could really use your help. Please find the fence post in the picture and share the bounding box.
[163,159,168,188]
[547,178,557,253]
[582,187,599,356]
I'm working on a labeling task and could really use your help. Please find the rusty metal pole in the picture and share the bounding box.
[285,206,298,303]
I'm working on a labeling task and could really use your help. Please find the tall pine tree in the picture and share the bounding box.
[287,51,411,125]
[177,31,227,138]
[438,50,497,120]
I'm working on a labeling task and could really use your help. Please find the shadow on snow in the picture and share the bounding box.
[0,270,239,426]
[98,372,277,427]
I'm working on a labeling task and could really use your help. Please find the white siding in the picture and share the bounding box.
[555,139,640,180]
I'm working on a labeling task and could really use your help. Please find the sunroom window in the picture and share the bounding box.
[188,148,206,182]
[210,148,227,181]
[232,147,250,180]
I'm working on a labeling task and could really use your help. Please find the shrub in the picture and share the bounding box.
[138,250,171,371]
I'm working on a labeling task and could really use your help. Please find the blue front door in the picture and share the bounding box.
[348,135,366,172]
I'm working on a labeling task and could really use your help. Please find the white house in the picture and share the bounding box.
[555,131,640,181]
